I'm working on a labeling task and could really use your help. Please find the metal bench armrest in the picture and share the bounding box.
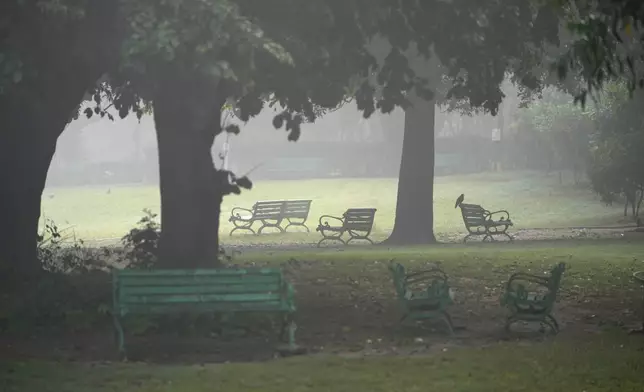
[317,214,344,229]
[486,209,511,221]
[229,207,254,222]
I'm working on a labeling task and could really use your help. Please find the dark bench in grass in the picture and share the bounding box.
[315,208,376,247]
[389,261,454,334]
[229,199,312,236]
[455,194,513,242]
[500,262,566,333]
[111,268,296,359]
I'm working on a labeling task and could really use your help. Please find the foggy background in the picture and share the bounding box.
[46,82,585,188]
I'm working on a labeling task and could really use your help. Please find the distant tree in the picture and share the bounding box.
[587,82,644,218]
[376,1,561,245]
[514,86,593,183]
[557,0,644,101]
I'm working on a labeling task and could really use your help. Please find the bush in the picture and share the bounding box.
[120,209,161,269]
[120,209,237,269]
[37,218,110,274]
[0,220,114,334]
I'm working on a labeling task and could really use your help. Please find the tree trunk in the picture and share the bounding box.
[383,96,437,245]
[154,76,227,269]
[0,116,61,277]
[0,88,110,278]
[0,0,119,279]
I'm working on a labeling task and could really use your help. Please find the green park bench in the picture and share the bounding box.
[315,208,377,247]
[229,199,312,236]
[389,261,454,334]
[111,268,297,359]
[456,198,514,242]
[500,262,566,333]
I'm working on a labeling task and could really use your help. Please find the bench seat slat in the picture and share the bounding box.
[118,276,282,286]
[345,223,374,231]
[119,302,289,315]
[116,268,281,277]
[121,293,283,304]
[120,284,281,296]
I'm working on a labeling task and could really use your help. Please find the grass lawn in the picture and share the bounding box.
[241,240,644,292]
[4,334,644,392]
[40,171,624,243]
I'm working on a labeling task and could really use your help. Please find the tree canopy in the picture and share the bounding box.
[1,0,572,270]
[558,0,644,101]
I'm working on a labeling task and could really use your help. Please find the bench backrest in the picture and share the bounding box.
[506,263,566,312]
[459,203,487,227]
[112,268,295,315]
[389,262,411,299]
[252,200,286,220]
[389,262,451,305]
[546,262,566,296]
[283,199,312,219]
[343,208,376,231]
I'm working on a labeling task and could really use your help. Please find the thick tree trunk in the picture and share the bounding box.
[0,0,119,279]
[0,117,61,276]
[0,90,108,278]
[154,76,227,269]
[383,96,437,245]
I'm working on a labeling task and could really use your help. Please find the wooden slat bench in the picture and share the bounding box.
[111,268,296,359]
[500,262,566,333]
[315,208,376,247]
[389,261,454,334]
[228,199,312,236]
[456,198,513,242]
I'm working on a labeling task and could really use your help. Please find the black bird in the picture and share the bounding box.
[454,193,465,209]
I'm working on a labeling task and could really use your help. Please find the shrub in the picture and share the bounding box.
[120,209,237,269]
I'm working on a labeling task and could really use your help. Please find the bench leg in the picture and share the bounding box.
[258,221,285,235]
[346,236,374,245]
[504,314,518,333]
[229,226,256,236]
[280,314,297,350]
[441,311,455,335]
[504,232,514,242]
[284,221,310,233]
[317,236,345,247]
[545,314,560,333]
[112,313,127,361]
[463,234,473,243]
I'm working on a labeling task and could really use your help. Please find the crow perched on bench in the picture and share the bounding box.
[454,193,465,209]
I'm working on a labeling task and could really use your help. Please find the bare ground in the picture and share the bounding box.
[2,233,642,364]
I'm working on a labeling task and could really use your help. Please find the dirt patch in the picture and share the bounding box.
[2,255,641,364]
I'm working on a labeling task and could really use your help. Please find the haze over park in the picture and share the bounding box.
[2,1,644,391]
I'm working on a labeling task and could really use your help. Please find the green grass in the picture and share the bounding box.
[41,171,624,243]
[5,334,644,392]
[244,241,644,293]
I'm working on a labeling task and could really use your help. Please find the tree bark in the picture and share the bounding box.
[0,0,119,278]
[383,96,437,245]
[154,76,227,269]
[0,115,61,276]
